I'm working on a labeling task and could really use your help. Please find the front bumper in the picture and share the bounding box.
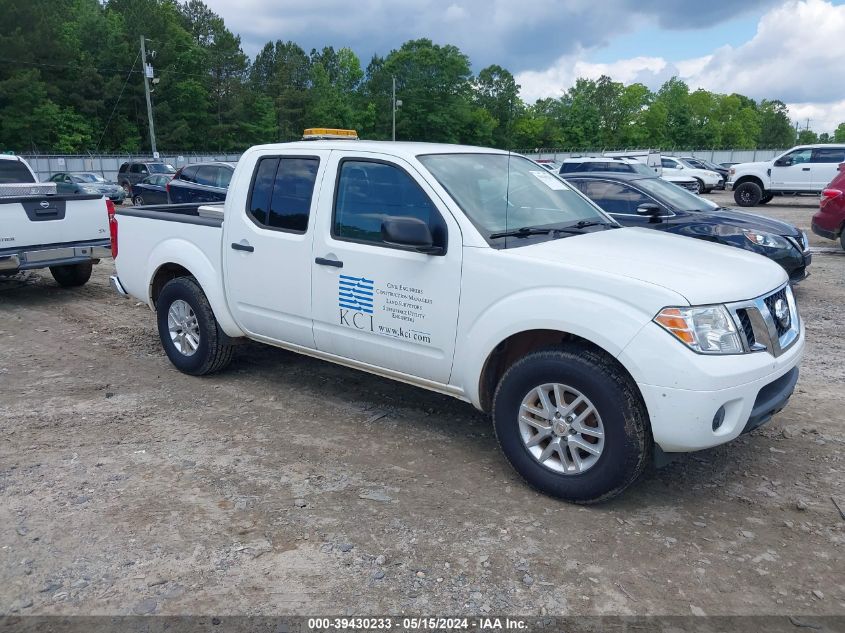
[619,316,804,453]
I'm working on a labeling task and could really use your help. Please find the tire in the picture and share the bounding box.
[121,181,131,196]
[492,345,651,504]
[692,179,703,194]
[733,182,763,207]
[156,276,234,376]
[49,262,93,287]
[840,231,845,251]
[759,193,774,205]
[133,194,144,206]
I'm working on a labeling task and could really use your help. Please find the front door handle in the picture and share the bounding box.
[315,256,343,268]
[802,167,811,171]
[231,242,254,252]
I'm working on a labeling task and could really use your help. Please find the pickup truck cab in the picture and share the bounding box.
[728,144,845,206]
[111,140,804,503]
[1,155,113,287]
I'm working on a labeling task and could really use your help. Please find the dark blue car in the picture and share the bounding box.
[131,174,171,205]
[167,162,235,204]
[567,172,811,283]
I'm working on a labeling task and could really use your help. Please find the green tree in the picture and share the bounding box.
[758,100,796,148]
[833,122,845,142]
[474,65,521,148]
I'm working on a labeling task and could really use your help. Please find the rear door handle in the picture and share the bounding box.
[315,257,343,268]
[802,167,811,171]
[231,242,254,252]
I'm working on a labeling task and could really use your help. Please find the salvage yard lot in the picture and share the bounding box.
[1,193,843,616]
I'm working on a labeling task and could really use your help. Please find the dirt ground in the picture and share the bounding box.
[1,192,843,619]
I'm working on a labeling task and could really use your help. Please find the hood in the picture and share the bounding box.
[703,207,801,237]
[732,160,770,172]
[514,227,788,305]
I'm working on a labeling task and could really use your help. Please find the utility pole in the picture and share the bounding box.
[392,76,396,142]
[140,35,158,157]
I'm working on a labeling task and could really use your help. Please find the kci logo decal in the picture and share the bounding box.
[338,274,374,331]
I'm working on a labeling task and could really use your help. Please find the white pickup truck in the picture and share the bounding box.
[728,144,845,206]
[111,140,804,503]
[0,155,113,286]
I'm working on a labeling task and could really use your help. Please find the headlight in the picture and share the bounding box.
[654,305,743,354]
[743,229,790,249]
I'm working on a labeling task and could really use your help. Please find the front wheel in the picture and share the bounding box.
[492,345,651,504]
[133,194,144,206]
[734,182,763,206]
[759,193,774,205]
[156,276,234,375]
[693,179,703,194]
[50,261,93,287]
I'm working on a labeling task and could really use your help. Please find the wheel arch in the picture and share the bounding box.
[146,242,243,338]
[733,174,766,189]
[476,329,641,414]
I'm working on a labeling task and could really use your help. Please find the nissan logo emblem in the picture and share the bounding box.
[774,298,790,328]
[39,201,49,209]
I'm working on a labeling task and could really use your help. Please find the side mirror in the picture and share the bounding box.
[774,157,793,167]
[381,217,443,254]
[637,203,663,223]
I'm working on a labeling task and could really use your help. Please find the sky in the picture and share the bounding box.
[203,0,845,133]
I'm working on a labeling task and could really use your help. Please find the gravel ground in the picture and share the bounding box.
[1,194,843,618]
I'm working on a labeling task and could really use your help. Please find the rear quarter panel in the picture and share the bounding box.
[113,212,243,337]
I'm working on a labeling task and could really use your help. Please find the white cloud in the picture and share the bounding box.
[516,0,845,133]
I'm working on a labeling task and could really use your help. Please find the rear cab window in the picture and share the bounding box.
[0,160,36,184]
[247,156,320,233]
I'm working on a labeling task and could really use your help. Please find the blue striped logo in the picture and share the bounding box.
[338,275,374,314]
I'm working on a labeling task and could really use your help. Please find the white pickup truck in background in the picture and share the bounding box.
[0,154,113,287]
[728,144,845,207]
[111,139,804,503]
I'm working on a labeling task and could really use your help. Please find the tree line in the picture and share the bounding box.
[2,0,844,155]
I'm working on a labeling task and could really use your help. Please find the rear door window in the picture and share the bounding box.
[180,166,198,183]
[572,179,654,215]
[247,157,319,233]
[811,148,845,163]
[196,165,217,187]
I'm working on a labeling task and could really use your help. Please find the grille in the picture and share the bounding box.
[737,309,755,347]
[764,288,790,337]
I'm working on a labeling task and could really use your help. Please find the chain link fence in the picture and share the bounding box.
[20,152,244,183]
[518,148,787,164]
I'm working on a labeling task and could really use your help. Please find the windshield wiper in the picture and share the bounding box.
[489,220,616,240]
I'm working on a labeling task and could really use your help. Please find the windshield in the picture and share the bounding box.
[629,162,657,176]
[418,153,609,243]
[74,173,106,183]
[149,163,175,173]
[637,177,718,212]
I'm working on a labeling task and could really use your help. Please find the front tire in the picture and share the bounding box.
[692,179,703,194]
[734,182,763,207]
[133,194,144,206]
[156,277,234,375]
[492,345,651,504]
[49,262,93,287]
[759,193,774,205]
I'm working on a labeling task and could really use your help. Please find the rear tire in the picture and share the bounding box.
[840,231,845,251]
[692,179,703,194]
[49,262,93,287]
[156,276,234,375]
[492,345,651,504]
[734,182,763,207]
[133,195,144,206]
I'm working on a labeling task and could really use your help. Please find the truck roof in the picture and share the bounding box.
[250,140,510,160]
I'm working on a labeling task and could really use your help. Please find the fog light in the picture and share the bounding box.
[712,406,726,431]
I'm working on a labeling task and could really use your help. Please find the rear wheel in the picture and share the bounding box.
[734,181,763,207]
[492,345,651,504]
[49,262,93,287]
[133,194,144,206]
[840,231,845,251]
[156,276,234,375]
[692,179,703,194]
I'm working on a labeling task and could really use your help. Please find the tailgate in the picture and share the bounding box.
[0,194,109,249]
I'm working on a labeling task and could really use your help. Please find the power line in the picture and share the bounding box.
[94,50,140,153]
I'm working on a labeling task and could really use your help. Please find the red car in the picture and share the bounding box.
[812,163,845,249]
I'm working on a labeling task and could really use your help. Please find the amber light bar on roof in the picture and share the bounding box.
[302,128,359,140]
